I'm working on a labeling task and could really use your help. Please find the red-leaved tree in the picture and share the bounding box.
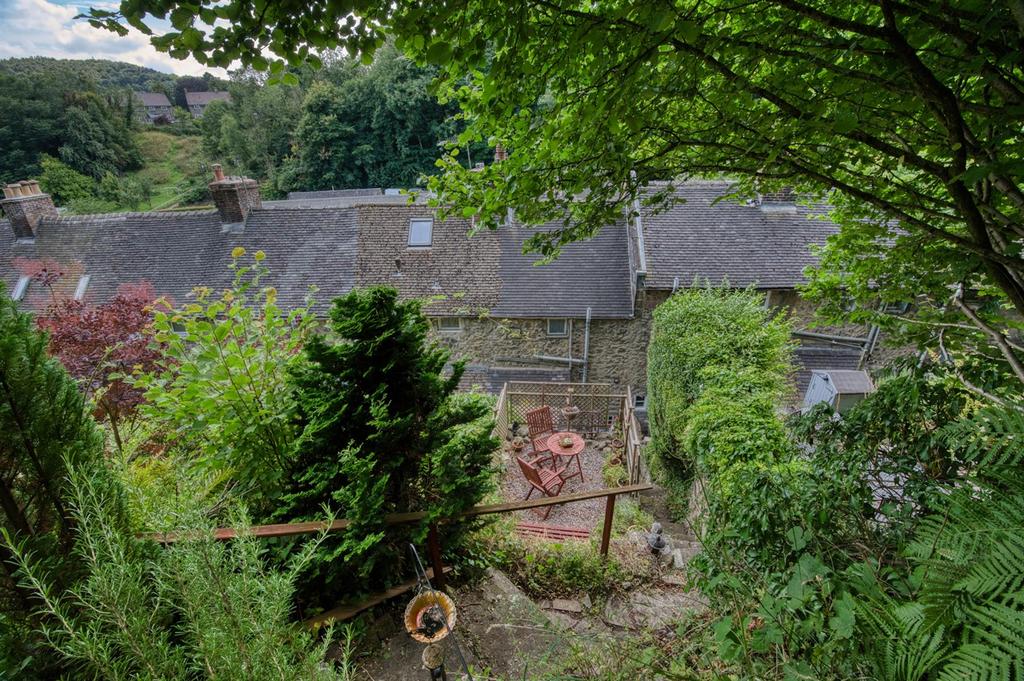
[36,282,161,452]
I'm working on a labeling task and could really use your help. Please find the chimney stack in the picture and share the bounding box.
[208,165,261,224]
[757,186,797,213]
[1,179,58,239]
[494,143,507,163]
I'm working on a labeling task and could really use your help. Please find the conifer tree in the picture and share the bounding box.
[277,286,496,604]
[0,284,107,676]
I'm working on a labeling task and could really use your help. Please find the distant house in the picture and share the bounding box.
[1,160,883,400]
[184,91,230,118]
[134,92,174,124]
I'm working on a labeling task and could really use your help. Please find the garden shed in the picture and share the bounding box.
[801,369,874,414]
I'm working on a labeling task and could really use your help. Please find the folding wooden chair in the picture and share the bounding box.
[526,406,555,464]
[515,455,568,520]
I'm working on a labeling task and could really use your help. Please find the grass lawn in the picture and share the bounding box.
[128,130,205,210]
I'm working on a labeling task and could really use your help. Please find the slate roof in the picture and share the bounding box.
[641,181,840,289]
[135,92,171,107]
[459,364,569,393]
[491,222,634,319]
[791,346,863,396]
[813,369,875,394]
[287,188,384,200]
[185,91,230,106]
[0,207,357,315]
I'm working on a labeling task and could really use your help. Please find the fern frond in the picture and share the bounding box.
[938,643,1014,681]
[857,599,950,681]
[941,404,1024,468]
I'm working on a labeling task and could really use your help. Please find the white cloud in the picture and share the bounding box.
[0,0,229,76]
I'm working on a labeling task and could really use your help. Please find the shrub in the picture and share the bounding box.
[0,284,107,678]
[37,154,96,205]
[646,288,790,476]
[36,281,160,454]
[135,250,315,508]
[276,286,498,607]
[3,462,348,680]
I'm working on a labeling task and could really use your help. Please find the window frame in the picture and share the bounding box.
[546,318,568,337]
[407,217,434,248]
[634,393,647,410]
[435,317,463,333]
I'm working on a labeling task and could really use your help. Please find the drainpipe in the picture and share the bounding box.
[672,276,680,293]
[582,307,592,383]
[792,330,870,345]
[568,318,574,380]
[858,325,881,369]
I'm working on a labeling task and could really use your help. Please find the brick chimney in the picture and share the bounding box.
[494,143,508,163]
[208,164,261,224]
[757,187,797,213]
[1,180,58,239]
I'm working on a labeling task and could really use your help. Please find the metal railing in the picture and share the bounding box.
[150,483,652,627]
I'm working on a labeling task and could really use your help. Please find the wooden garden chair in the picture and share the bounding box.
[526,406,555,463]
[515,455,568,520]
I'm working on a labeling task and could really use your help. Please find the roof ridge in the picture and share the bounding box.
[48,209,218,224]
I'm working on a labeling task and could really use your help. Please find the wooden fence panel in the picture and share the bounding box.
[505,381,624,436]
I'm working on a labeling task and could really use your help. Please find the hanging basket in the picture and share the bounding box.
[404,590,457,644]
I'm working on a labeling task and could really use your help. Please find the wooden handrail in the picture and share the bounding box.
[149,483,653,544]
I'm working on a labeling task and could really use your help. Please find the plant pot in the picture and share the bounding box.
[610,438,624,451]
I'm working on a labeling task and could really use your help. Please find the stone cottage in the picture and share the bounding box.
[0,166,875,403]
[184,91,231,118]
[134,92,175,124]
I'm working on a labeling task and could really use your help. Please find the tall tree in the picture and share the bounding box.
[60,91,142,179]
[277,286,496,606]
[94,0,1024,392]
[292,45,456,190]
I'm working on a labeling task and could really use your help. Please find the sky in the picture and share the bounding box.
[0,0,225,76]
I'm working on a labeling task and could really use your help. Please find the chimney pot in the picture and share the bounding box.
[1,181,58,238]
[212,164,225,182]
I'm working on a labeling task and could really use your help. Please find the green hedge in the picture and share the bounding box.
[647,288,792,478]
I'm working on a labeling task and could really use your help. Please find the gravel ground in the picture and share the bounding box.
[501,442,612,529]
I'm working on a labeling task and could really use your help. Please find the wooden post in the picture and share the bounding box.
[427,524,446,591]
[600,494,616,558]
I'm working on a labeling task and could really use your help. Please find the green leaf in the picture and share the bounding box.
[833,108,858,133]
[829,592,856,639]
[425,41,452,64]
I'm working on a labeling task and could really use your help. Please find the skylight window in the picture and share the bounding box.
[73,275,91,301]
[408,218,433,247]
[11,275,29,301]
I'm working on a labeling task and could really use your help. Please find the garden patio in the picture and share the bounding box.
[491,381,648,536]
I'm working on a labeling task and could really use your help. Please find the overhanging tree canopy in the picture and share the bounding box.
[88,1,1024,387]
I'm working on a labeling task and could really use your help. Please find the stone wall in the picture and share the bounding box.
[356,204,500,316]
[426,286,884,399]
